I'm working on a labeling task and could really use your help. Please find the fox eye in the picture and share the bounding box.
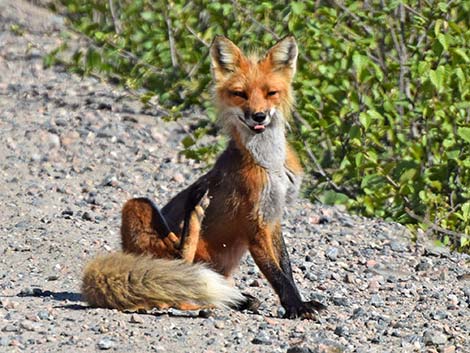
[230,91,248,99]
[267,91,278,97]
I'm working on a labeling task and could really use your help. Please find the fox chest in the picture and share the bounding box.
[225,166,289,223]
[258,169,289,222]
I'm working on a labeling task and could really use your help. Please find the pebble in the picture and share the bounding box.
[370,294,385,307]
[331,295,349,307]
[389,241,407,252]
[129,314,144,324]
[2,324,18,333]
[214,321,225,329]
[97,337,115,350]
[171,173,185,183]
[48,133,61,148]
[286,347,312,353]
[20,320,41,332]
[334,325,349,337]
[252,332,272,345]
[0,337,10,346]
[82,211,94,221]
[326,247,339,261]
[423,330,447,345]
[37,310,50,320]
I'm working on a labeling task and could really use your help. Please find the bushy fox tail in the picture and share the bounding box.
[82,252,243,311]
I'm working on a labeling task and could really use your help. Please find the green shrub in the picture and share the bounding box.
[50,0,470,251]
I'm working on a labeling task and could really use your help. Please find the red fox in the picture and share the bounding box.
[82,36,326,319]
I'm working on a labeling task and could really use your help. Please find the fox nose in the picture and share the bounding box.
[252,112,266,123]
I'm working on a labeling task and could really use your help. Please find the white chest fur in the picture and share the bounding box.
[240,119,291,222]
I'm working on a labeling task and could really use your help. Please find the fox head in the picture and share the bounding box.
[210,36,298,136]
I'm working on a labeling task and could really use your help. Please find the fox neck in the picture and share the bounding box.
[232,115,286,170]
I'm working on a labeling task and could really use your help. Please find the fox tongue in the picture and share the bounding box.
[254,125,265,131]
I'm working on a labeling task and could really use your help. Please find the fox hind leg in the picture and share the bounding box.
[121,198,180,258]
[121,191,210,262]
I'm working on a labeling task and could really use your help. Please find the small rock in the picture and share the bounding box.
[37,311,50,320]
[317,339,346,352]
[82,211,94,221]
[370,294,385,307]
[331,295,349,307]
[401,335,423,350]
[252,332,272,345]
[2,299,20,310]
[431,311,448,320]
[443,345,456,353]
[334,325,349,337]
[20,320,40,332]
[287,347,313,353]
[389,241,407,252]
[198,310,213,318]
[214,321,225,329]
[61,131,80,145]
[18,287,43,297]
[97,337,114,350]
[2,324,18,333]
[368,278,381,293]
[0,337,10,346]
[48,133,61,148]
[129,314,144,324]
[423,330,447,346]
[352,307,367,319]
[415,259,432,271]
[171,173,185,183]
[101,175,118,187]
[277,307,286,318]
[150,128,166,144]
[439,269,449,281]
[326,247,339,261]
[344,273,356,284]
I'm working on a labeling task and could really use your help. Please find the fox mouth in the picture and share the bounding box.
[237,116,268,134]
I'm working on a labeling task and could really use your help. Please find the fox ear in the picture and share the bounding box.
[210,36,243,80]
[265,36,298,75]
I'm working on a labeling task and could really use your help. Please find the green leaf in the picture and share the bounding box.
[141,11,155,21]
[429,66,445,92]
[437,33,448,51]
[290,2,305,15]
[453,48,470,63]
[457,127,470,143]
[359,112,371,130]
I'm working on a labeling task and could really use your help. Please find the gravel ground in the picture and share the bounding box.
[0,1,469,352]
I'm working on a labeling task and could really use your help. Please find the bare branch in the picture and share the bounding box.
[405,207,467,240]
[230,0,280,40]
[185,25,210,48]
[108,0,122,34]
[165,11,179,69]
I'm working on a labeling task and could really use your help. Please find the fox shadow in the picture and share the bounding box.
[17,288,87,310]
[16,288,210,317]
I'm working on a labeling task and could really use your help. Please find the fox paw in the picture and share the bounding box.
[283,300,327,320]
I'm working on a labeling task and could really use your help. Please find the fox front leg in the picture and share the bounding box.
[249,222,326,319]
